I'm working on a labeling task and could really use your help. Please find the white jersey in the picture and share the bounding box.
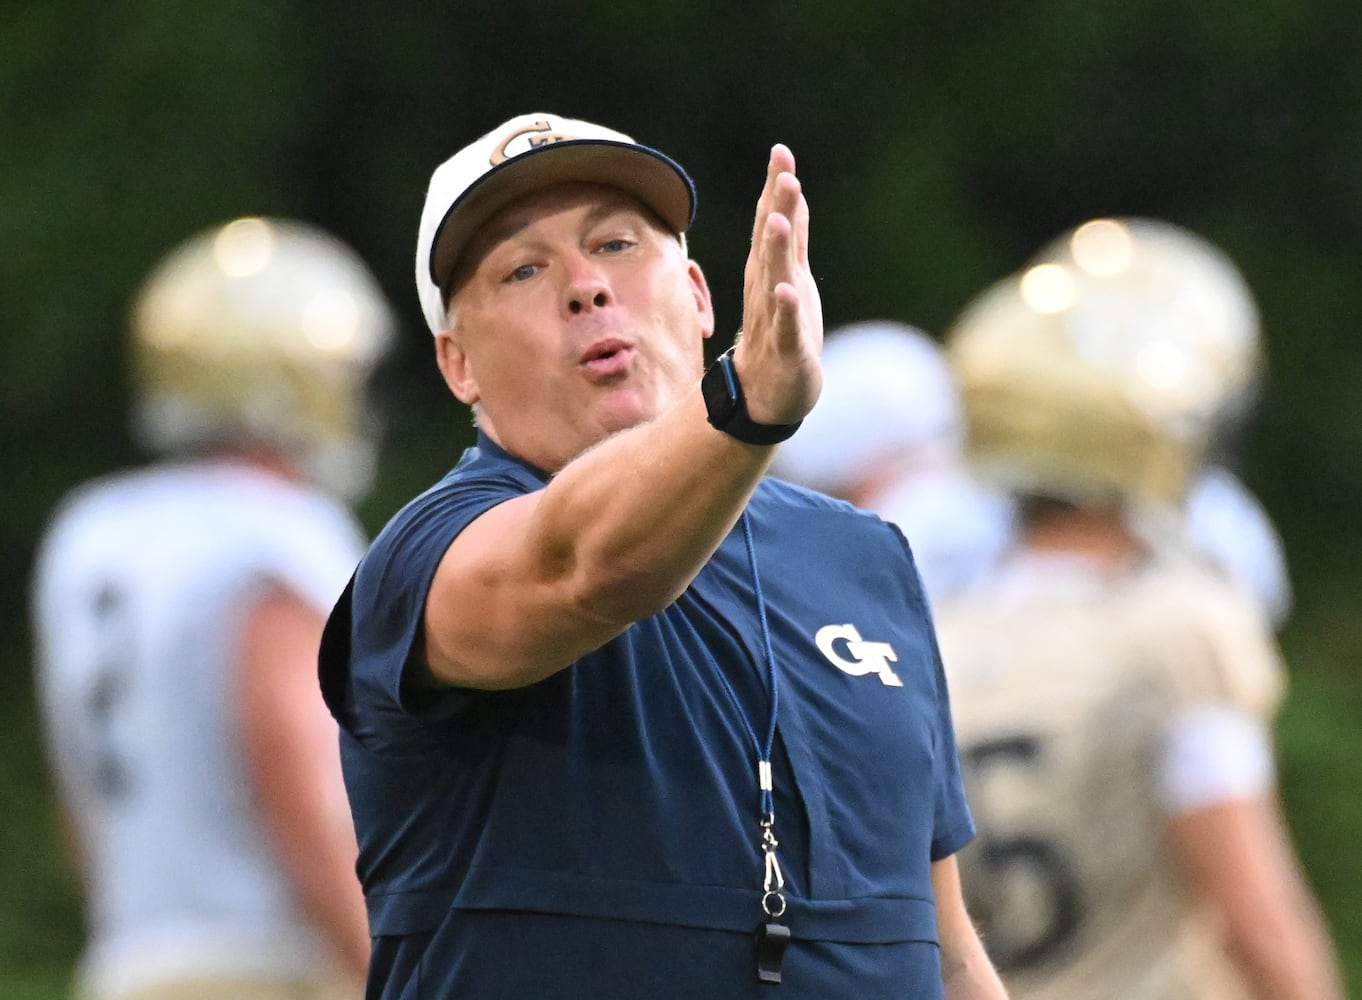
[31,460,367,997]
[933,548,1284,1000]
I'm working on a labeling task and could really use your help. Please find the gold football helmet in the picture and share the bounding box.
[946,218,1262,507]
[130,217,396,499]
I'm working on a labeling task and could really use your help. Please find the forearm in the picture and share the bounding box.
[1220,875,1344,1000]
[942,947,1010,1000]
[933,857,1010,1000]
[531,387,774,622]
[1166,798,1344,1000]
[239,589,371,983]
[277,821,371,983]
[253,729,370,982]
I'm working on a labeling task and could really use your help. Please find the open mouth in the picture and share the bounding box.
[581,339,635,378]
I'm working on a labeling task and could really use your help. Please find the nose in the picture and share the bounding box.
[564,255,613,315]
[568,290,609,314]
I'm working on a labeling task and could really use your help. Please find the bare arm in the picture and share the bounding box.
[424,144,823,689]
[1165,795,1344,1000]
[238,585,369,985]
[932,855,1010,1000]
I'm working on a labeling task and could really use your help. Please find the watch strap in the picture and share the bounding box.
[702,348,802,445]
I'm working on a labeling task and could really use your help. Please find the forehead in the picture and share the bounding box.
[467,182,660,257]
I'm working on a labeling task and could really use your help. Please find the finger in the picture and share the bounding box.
[742,208,787,346]
[759,211,798,346]
[765,145,807,267]
[751,145,798,245]
[771,281,803,348]
[791,189,811,267]
[743,155,785,299]
[776,175,803,268]
[758,173,800,285]
[771,174,802,274]
[770,143,796,177]
[762,208,794,289]
[749,148,784,248]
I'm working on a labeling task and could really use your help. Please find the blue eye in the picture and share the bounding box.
[508,263,538,282]
[598,238,631,254]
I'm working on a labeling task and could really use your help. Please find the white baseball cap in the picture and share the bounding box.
[415,112,696,335]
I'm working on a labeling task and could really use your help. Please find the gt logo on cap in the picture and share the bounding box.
[491,120,582,166]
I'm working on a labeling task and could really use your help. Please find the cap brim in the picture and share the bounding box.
[428,139,696,294]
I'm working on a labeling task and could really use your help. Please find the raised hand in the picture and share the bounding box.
[734,144,824,427]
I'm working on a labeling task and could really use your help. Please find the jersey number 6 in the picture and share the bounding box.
[962,735,1082,971]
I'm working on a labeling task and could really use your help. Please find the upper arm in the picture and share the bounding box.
[421,491,632,690]
[1164,794,1345,998]
[236,584,351,831]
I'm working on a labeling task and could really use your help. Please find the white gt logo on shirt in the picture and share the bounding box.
[815,624,904,687]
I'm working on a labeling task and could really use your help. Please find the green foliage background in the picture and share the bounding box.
[2,1,1359,993]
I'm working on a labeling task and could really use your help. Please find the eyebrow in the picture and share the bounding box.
[487,196,646,251]
[446,194,659,301]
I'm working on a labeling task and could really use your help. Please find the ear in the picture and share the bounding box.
[687,259,716,341]
[435,332,480,405]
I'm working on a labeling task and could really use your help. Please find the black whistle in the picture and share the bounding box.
[755,920,791,984]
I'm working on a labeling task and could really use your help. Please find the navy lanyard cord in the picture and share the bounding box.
[696,507,790,932]
[698,510,780,822]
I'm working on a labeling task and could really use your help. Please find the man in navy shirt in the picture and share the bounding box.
[320,112,1007,999]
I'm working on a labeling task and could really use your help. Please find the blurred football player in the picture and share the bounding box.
[1023,221,1295,631]
[770,319,1290,627]
[769,320,1014,603]
[933,218,1342,999]
[31,217,394,1000]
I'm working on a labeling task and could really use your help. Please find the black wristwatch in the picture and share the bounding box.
[700,347,802,445]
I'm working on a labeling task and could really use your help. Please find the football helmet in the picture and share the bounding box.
[130,217,396,499]
[946,218,1262,507]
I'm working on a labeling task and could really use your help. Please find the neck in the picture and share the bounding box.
[199,445,302,482]
[1021,500,1144,569]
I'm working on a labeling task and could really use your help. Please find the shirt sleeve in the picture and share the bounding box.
[1142,563,1286,722]
[1156,703,1275,814]
[322,469,534,747]
[890,521,976,861]
[928,637,977,860]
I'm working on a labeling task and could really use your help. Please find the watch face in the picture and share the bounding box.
[702,353,740,426]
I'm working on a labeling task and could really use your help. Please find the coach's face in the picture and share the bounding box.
[436,183,715,473]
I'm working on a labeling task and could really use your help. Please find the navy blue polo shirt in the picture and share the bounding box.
[320,432,974,999]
